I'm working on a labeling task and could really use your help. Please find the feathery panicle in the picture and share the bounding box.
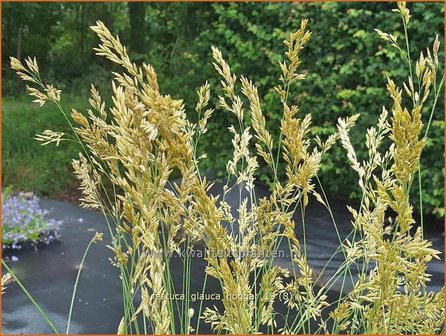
[276,19,311,102]
[240,76,274,164]
[195,81,214,136]
[35,130,66,146]
[1,273,12,294]
[10,5,443,333]
[10,57,61,106]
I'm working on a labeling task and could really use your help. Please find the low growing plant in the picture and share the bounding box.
[8,2,444,334]
[2,188,62,250]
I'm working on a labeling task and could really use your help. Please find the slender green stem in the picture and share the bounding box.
[416,74,444,237]
[2,261,60,334]
[402,15,415,107]
[66,234,98,334]
[424,75,445,138]
[418,170,424,236]
[195,272,208,334]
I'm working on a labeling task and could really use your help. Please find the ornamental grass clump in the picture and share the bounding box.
[9,2,444,334]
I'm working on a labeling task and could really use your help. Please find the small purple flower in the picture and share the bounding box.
[2,191,62,250]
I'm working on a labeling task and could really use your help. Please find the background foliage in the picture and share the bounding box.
[2,2,444,219]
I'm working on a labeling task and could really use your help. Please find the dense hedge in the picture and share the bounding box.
[3,2,443,217]
[142,2,444,218]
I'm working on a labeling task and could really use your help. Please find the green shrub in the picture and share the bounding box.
[3,3,443,217]
[131,2,445,218]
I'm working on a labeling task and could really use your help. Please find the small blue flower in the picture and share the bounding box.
[2,191,62,250]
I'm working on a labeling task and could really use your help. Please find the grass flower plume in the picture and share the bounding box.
[10,2,444,334]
